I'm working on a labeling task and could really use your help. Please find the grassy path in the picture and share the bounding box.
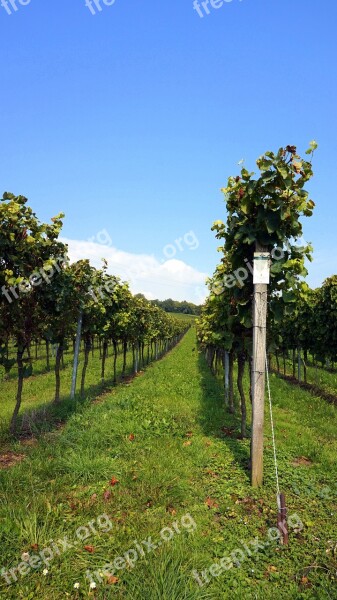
[0,344,136,445]
[0,329,336,599]
[271,355,337,405]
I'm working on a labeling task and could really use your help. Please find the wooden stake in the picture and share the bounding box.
[251,244,269,487]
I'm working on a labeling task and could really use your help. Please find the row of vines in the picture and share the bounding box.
[196,142,320,443]
[271,275,337,382]
[0,193,189,435]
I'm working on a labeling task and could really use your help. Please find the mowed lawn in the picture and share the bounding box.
[0,314,196,444]
[0,328,336,599]
[0,342,136,446]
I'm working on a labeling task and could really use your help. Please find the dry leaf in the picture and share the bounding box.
[183,440,192,447]
[129,433,135,441]
[84,545,95,553]
[221,426,236,437]
[110,477,119,487]
[103,489,112,501]
[205,497,219,509]
[107,575,119,585]
[206,470,218,478]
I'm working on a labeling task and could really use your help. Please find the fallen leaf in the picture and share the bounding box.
[107,575,119,585]
[103,489,112,501]
[110,477,119,487]
[31,543,39,551]
[183,440,192,447]
[205,497,219,509]
[267,565,278,572]
[185,431,193,438]
[129,434,135,441]
[205,470,218,478]
[221,426,236,437]
[84,545,95,553]
[167,506,177,516]
[301,576,309,585]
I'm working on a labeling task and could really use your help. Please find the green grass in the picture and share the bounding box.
[272,354,337,399]
[0,313,192,444]
[0,342,137,446]
[169,313,197,321]
[0,329,336,599]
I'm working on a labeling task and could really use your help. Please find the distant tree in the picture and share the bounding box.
[150,298,201,315]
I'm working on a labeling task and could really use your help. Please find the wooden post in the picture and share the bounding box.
[251,245,270,487]
[298,347,301,382]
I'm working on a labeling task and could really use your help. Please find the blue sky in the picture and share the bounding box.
[1,0,336,302]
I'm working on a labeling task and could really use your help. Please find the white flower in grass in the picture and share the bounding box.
[21,552,30,562]
[89,581,97,589]
[74,582,80,589]
[42,568,49,576]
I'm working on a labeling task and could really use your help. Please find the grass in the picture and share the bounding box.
[0,310,191,445]
[272,354,337,399]
[0,328,336,599]
[0,342,136,446]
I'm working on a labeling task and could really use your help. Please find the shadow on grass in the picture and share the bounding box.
[197,352,251,481]
[0,362,137,448]
[271,369,337,407]
[0,341,182,449]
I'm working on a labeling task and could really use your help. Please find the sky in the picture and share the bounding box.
[1,0,336,303]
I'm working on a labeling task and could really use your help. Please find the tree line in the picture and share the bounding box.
[149,298,201,315]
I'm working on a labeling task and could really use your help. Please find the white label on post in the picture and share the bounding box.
[253,252,270,284]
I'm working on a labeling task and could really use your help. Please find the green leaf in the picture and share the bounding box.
[282,290,297,303]
[265,211,280,233]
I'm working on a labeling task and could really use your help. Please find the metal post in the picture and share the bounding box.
[70,310,83,399]
[224,350,229,406]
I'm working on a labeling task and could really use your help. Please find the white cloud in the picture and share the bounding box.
[61,238,208,304]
